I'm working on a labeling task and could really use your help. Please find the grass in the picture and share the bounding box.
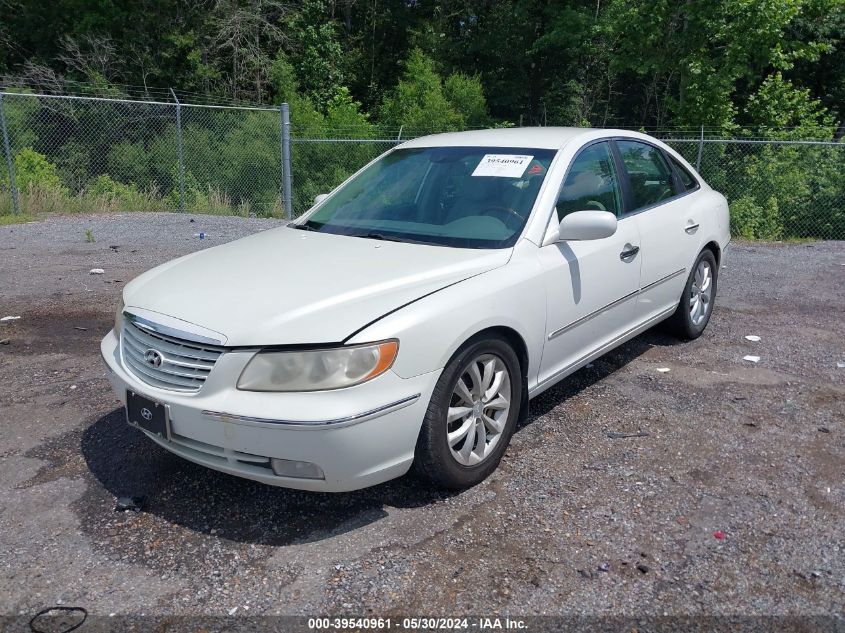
[0,213,37,226]
[0,183,287,219]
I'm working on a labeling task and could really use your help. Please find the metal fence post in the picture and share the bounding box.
[170,88,186,212]
[0,93,21,215]
[695,124,704,172]
[280,102,293,220]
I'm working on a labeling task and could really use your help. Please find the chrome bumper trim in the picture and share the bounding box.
[201,393,421,430]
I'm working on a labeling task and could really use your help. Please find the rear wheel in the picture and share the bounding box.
[414,336,522,489]
[666,249,718,339]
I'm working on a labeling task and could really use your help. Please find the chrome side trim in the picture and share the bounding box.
[639,267,686,293]
[547,268,686,341]
[532,305,676,397]
[548,290,637,340]
[124,312,225,347]
[202,393,421,430]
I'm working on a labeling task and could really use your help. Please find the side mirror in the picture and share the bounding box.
[314,193,329,205]
[544,210,617,245]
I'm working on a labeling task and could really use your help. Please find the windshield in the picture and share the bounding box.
[294,146,557,248]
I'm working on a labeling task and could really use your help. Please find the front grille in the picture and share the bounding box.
[120,319,226,392]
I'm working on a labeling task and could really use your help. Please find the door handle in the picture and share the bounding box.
[685,222,700,234]
[620,245,640,261]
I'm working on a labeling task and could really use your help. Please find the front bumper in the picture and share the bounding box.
[100,330,440,492]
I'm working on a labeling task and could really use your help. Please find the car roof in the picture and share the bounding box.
[397,127,637,151]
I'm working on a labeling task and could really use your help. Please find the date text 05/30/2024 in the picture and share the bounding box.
[308,617,528,630]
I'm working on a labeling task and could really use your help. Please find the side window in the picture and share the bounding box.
[556,142,622,221]
[668,154,698,191]
[616,140,679,211]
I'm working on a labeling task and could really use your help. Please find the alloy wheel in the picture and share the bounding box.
[690,259,713,326]
[446,353,511,466]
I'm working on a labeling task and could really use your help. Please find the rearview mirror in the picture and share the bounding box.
[314,193,329,205]
[545,210,617,244]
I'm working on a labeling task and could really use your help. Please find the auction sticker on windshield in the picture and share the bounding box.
[472,154,534,178]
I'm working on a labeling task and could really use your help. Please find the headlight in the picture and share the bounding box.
[114,295,125,337]
[237,340,399,392]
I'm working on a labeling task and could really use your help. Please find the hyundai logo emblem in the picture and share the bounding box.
[140,407,153,421]
[144,349,163,368]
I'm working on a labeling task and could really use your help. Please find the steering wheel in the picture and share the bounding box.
[480,205,524,225]
[584,200,607,211]
[657,187,673,202]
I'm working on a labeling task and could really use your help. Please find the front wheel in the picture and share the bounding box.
[414,336,522,489]
[666,249,718,340]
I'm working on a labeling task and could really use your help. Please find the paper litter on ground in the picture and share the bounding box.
[656,367,671,373]
[0,316,20,322]
[743,355,760,363]
[744,335,761,342]
[89,268,105,274]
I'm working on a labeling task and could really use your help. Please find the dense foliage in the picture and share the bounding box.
[3,0,843,131]
[1,0,843,237]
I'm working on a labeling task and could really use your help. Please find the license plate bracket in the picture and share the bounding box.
[126,390,170,439]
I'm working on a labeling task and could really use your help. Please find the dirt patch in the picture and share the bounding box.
[0,307,113,356]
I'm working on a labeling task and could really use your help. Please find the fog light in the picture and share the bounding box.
[271,458,325,480]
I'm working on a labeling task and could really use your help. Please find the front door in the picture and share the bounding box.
[537,141,642,391]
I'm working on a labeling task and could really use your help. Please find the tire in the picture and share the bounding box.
[666,249,718,340]
[414,335,522,489]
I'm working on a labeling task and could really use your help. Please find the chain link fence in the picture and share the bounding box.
[1,91,843,239]
[661,136,844,240]
[0,92,289,218]
[289,137,398,217]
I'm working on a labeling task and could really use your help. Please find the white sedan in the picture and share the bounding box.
[101,127,730,491]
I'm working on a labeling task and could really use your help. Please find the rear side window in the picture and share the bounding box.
[616,140,679,211]
[668,154,699,191]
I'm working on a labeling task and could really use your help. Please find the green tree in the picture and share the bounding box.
[783,0,845,129]
[586,0,833,128]
[745,71,835,136]
[8,148,63,192]
[380,49,489,134]
[286,0,347,111]
[268,53,324,132]
[443,74,490,128]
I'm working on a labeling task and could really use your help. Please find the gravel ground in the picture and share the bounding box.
[0,213,843,627]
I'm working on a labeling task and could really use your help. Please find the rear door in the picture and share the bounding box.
[614,139,693,323]
[537,141,641,390]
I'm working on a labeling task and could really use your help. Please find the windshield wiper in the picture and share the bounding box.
[293,225,434,245]
[289,222,318,232]
[359,232,437,245]
[361,232,405,242]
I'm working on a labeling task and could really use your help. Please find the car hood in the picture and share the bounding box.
[123,226,512,346]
